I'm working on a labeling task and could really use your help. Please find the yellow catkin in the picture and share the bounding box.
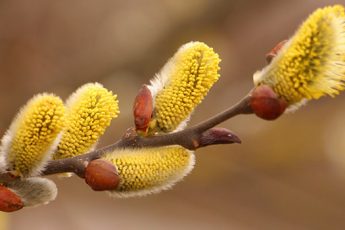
[103,146,194,197]
[54,83,119,159]
[5,94,65,176]
[253,5,345,105]
[148,41,220,133]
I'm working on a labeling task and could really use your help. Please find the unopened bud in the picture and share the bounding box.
[0,185,23,212]
[85,159,120,191]
[199,127,241,148]
[250,85,287,120]
[133,85,153,134]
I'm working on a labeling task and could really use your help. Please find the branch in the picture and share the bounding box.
[1,94,253,183]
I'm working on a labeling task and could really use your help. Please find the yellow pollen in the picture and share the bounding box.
[6,94,65,176]
[103,146,194,197]
[149,41,220,133]
[54,83,119,159]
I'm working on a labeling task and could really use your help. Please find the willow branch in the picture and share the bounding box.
[0,94,253,182]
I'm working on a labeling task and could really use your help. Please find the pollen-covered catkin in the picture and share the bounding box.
[54,83,119,159]
[103,146,194,198]
[0,94,65,177]
[148,41,220,133]
[253,5,345,107]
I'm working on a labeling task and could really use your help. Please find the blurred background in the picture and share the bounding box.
[1,0,345,229]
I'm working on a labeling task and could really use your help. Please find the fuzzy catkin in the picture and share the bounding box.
[254,5,345,106]
[1,94,65,176]
[54,83,119,159]
[103,146,194,198]
[148,41,220,133]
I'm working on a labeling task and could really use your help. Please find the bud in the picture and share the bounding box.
[103,146,194,198]
[0,185,23,212]
[85,159,120,191]
[54,83,119,160]
[147,41,220,133]
[0,94,65,177]
[250,85,287,120]
[133,85,153,134]
[199,127,241,147]
[253,5,345,110]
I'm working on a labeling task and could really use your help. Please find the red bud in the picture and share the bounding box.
[250,85,287,120]
[199,127,241,148]
[0,185,23,212]
[85,159,120,191]
[266,40,288,63]
[133,85,153,134]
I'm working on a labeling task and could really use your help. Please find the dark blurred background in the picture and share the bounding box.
[1,0,345,229]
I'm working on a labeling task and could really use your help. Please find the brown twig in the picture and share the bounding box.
[0,94,253,183]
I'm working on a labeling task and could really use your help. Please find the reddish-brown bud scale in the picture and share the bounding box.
[199,127,241,148]
[250,85,287,120]
[133,85,153,134]
[0,185,23,212]
[85,159,120,191]
[266,40,288,63]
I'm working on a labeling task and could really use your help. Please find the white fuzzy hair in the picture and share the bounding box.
[8,177,58,207]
